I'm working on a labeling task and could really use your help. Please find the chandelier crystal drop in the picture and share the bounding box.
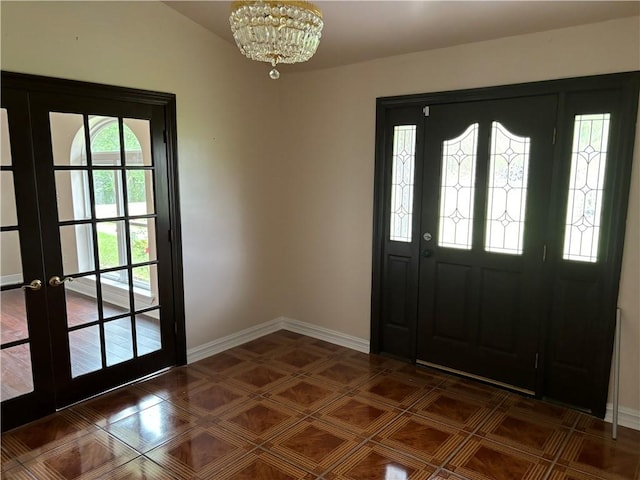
[229,1,324,79]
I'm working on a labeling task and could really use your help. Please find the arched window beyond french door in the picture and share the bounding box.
[371,72,640,418]
[1,72,186,431]
[62,116,159,314]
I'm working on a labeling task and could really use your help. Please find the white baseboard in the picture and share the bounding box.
[1,274,23,287]
[186,318,639,432]
[186,316,369,364]
[604,404,640,431]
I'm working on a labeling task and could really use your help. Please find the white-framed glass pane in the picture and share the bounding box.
[1,108,12,166]
[1,231,23,286]
[389,125,417,242]
[563,113,611,263]
[105,317,134,366]
[485,122,531,255]
[438,124,479,249]
[55,170,91,222]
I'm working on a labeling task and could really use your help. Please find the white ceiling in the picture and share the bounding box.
[165,1,640,72]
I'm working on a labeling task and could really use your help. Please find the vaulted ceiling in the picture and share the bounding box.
[165,1,640,72]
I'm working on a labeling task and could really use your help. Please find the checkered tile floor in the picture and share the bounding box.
[2,330,639,479]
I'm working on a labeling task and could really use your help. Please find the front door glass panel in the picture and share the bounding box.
[438,123,479,249]
[485,122,531,255]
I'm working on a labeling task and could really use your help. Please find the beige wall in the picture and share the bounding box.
[0,1,286,347]
[278,17,640,415]
[1,2,638,418]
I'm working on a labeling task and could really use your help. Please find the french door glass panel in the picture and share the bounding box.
[49,111,162,379]
[0,107,35,401]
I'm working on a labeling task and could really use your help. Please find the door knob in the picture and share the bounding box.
[49,276,73,287]
[21,279,43,291]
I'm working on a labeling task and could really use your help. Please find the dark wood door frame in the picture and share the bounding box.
[1,71,187,430]
[370,71,640,417]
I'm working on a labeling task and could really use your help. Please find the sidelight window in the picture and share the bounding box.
[562,113,610,263]
[390,125,417,242]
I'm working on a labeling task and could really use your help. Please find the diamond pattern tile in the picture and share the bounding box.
[266,377,343,414]
[446,437,551,480]
[2,330,637,480]
[310,359,380,388]
[327,442,435,479]
[268,419,361,474]
[314,394,401,435]
[147,424,253,478]
[105,456,179,479]
[557,431,640,480]
[21,429,137,480]
[2,410,97,463]
[218,398,305,443]
[105,402,198,453]
[374,413,468,465]
[70,385,163,427]
[410,388,493,432]
[356,373,427,408]
[476,410,569,460]
[213,449,315,479]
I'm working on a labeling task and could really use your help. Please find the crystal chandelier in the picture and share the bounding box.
[229,1,324,79]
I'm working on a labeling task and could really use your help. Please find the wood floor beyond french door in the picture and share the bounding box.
[0,72,186,431]
[371,72,640,417]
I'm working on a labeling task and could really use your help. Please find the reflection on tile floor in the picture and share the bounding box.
[2,330,639,479]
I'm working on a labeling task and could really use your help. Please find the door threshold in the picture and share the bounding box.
[416,360,535,396]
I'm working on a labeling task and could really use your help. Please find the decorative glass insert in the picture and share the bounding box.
[438,124,479,249]
[485,122,531,254]
[389,125,417,242]
[563,113,611,262]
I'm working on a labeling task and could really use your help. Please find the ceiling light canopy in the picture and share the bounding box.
[229,1,324,79]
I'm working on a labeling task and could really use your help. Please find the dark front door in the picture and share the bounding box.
[415,96,558,392]
[1,73,185,431]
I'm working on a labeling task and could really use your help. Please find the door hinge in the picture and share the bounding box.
[535,353,539,369]
[174,322,178,335]
[552,127,557,145]
[542,244,547,262]
[423,106,430,117]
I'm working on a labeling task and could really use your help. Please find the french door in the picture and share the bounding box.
[0,73,185,431]
[416,96,557,393]
[371,72,639,416]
